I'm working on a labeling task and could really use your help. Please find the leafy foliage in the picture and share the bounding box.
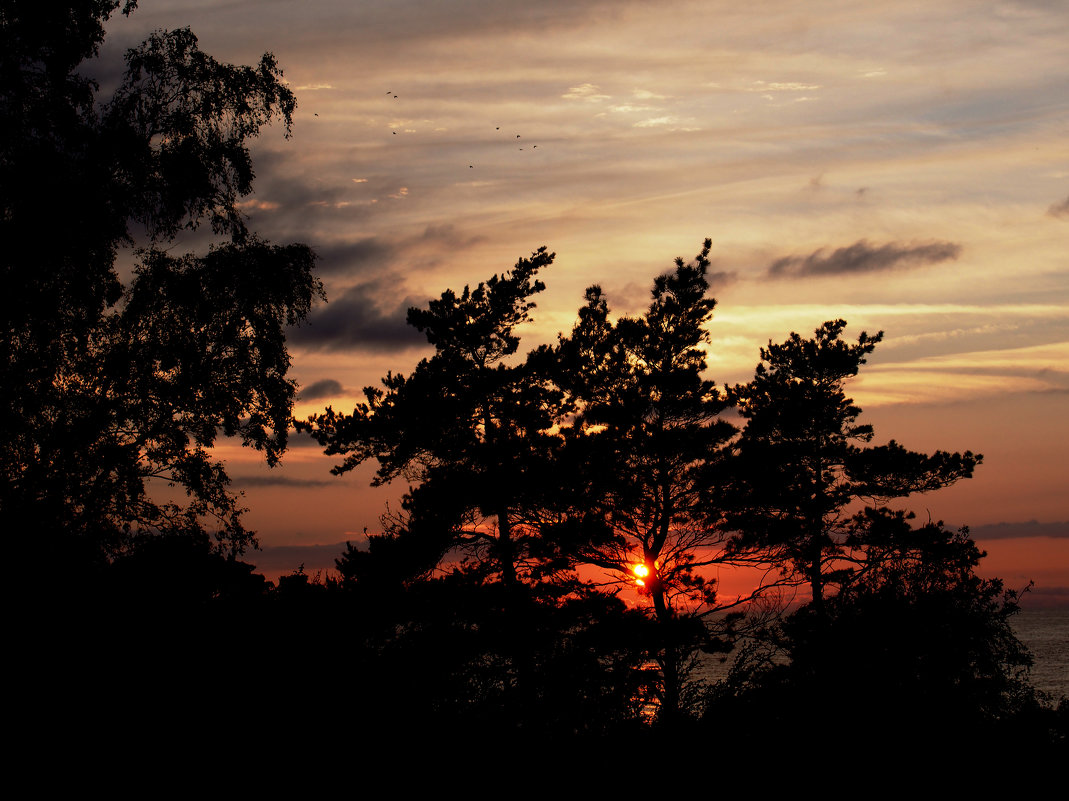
[710,512,1044,747]
[555,239,738,612]
[2,1,321,560]
[303,248,561,586]
[724,320,981,608]
[549,241,753,721]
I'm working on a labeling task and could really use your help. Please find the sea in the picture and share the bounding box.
[1013,607,1069,703]
[697,606,1068,703]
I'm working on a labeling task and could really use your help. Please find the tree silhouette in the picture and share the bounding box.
[302,248,563,588]
[710,511,1048,750]
[553,240,745,724]
[724,320,981,611]
[2,2,321,563]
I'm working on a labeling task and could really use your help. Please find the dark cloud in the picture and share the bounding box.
[286,430,333,449]
[231,474,336,488]
[969,520,1069,540]
[287,281,427,352]
[1047,195,1069,220]
[288,0,621,52]
[707,271,738,294]
[304,226,488,280]
[768,239,962,278]
[415,223,488,250]
[299,378,344,400]
[313,237,397,277]
[242,170,371,221]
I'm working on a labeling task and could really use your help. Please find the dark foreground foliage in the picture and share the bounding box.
[3,1,321,567]
[706,516,1066,756]
[7,3,1064,763]
[13,527,1064,759]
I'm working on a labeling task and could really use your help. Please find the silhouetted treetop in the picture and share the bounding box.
[2,1,320,560]
[723,320,982,609]
[105,25,296,240]
[552,239,741,723]
[303,248,560,587]
[407,246,551,366]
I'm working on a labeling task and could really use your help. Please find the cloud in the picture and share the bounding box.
[609,104,656,114]
[633,116,680,128]
[767,239,962,278]
[231,474,336,488]
[313,237,397,277]
[299,378,345,400]
[707,271,739,293]
[306,225,489,296]
[230,157,374,230]
[749,80,821,92]
[563,83,611,102]
[1047,195,1069,219]
[414,222,487,250]
[235,198,281,212]
[970,521,1069,540]
[287,280,427,352]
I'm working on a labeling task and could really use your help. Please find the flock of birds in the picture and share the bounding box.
[380,87,538,168]
[309,90,543,172]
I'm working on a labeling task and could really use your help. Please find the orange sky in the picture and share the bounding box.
[102,1,1068,604]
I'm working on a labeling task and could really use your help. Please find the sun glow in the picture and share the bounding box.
[632,561,663,591]
[632,563,649,587]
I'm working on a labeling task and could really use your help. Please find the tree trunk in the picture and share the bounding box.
[651,584,681,727]
[497,505,517,588]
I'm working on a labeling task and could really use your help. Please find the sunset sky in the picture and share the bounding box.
[99,1,1068,602]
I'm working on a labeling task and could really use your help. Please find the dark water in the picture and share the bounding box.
[1012,607,1069,703]
[697,606,1068,703]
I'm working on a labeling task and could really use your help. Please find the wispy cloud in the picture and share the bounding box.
[235,198,280,211]
[562,82,611,102]
[970,521,1069,540]
[609,104,656,114]
[768,239,962,278]
[707,271,738,293]
[749,80,821,92]
[231,475,336,488]
[633,116,679,127]
[1047,195,1069,219]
